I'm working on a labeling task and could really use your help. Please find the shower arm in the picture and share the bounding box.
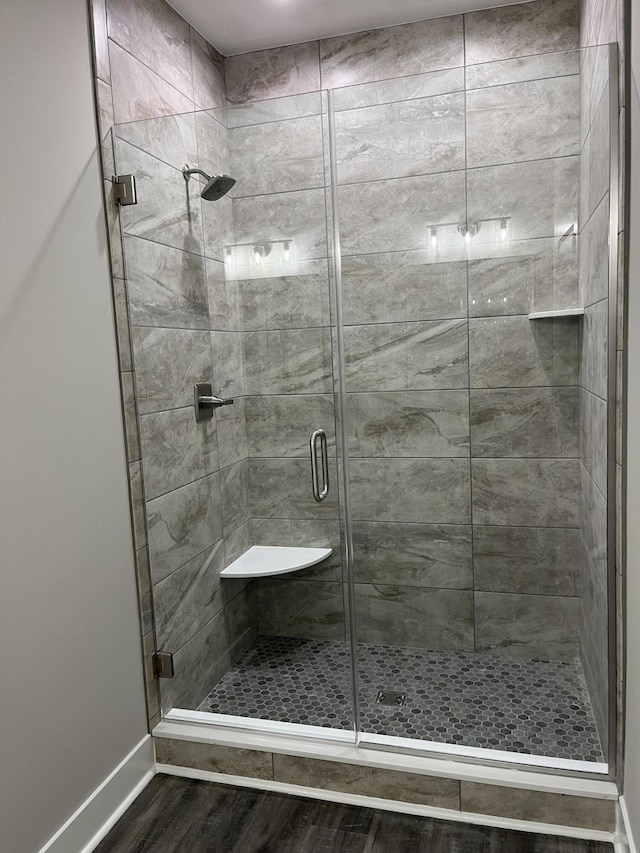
[182,166,210,182]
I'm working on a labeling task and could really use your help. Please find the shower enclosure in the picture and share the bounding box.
[112,43,618,775]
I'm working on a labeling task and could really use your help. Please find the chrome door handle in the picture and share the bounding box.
[310,429,329,502]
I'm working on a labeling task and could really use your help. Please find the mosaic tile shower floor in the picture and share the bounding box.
[197,636,603,762]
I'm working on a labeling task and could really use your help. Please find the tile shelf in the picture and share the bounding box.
[220,545,332,579]
[528,308,584,319]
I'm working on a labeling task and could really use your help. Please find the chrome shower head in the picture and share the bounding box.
[182,165,236,200]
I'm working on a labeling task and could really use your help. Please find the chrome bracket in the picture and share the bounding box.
[112,174,137,206]
[153,651,174,679]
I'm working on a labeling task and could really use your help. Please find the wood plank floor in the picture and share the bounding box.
[95,775,613,852]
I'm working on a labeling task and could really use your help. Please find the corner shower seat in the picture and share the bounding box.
[219,545,332,578]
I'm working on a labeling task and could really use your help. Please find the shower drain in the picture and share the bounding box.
[376,690,406,706]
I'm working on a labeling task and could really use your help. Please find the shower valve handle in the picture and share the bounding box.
[200,395,234,407]
[194,383,233,422]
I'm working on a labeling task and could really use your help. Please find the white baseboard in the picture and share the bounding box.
[156,762,617,845]
[616,797,638,853]
[39,735,154,853]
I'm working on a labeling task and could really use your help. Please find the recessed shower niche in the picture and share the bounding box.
[111,40,618,774]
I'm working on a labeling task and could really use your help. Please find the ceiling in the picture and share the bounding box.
[168,0,527,56]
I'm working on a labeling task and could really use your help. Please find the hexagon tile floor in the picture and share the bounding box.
[196,636,604,763]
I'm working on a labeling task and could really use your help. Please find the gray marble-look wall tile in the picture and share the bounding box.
[113,277,133,372]
[249,457,339,520]
[582,192,610,308]
[226,92,323,128]
[471,458,579,527]
[243,328,333,395]
[257,579,345,640]
[130,460,147,550]
[475,591,580,660]
[274,754,460,808]
[131,326,212,414]
[194,109,229,178]
[220,459,250,536]
[139,405,217,500]
[225,582,259,662]
[191,28,225,110]
[580,298,608,400]
[466,76,579,168]
[229,116,324,197]
[352,521,472,589]
[469,315,579,388]
[470,387,578,457]
[348,390,469,457]
[342,254,467,325]
[201,193,234,263]
[355,584,473,650]
[114,112,197,172]
[232,188,327,262]
[339,171,466,254]
[335,93,465,185]
[579,540,609,746]
[154,541,225,650]
[344,320,468,392]
[91,0,110,83]
[320,17,464,90]
[115,140,203,255]
[580,388,608,496]
[588,85,611,221]
[474,526,579,595]
[104,180,124,279]
[464,0,579,65]
[207,259,238,331]
[96,78,114,141]
[245,394,335,458]
[135,545,153,635]
[468,238,578,317]
[580,463,608,591]
[225,42,321,105]
[121,371,141,463]
[223,520,252,568]
[107,0,193,99]
[147,472,223,584]
[332,68,465,111]
[216,397,248,468]
[251,518,343,580]
[108,41,194,125]
[238,263,331,330]
[210,330,244,398]
[124,236,208,329]
[460,781,613,830]
[466,157,579,243]
[350,458,471,524]
[161,610,230,711]
[465,50,579,90]
[143,630,160,720]
[156,737,272,778]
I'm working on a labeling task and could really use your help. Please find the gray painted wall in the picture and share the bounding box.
[0,1,148,851]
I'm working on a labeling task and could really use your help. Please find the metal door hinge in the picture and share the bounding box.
[153,651,174,679]
[113,174,137,206]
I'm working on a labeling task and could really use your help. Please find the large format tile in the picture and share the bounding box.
[226,583,259,663]
[190,29,225,110]
[352,521,472,589]
[580,463,608,591]
[464,0,579,65]
[243,328,333,394]
[342,254,467,325]
[207,259,238,331]
[92,0,110,83]
[131,327,212,414]
[580,299,608,401]
[332,67,464,111]
[147,473,223,584]
[225,42,321,104]
[124,236,208,329]
[471,459,579,527]
[473,526,579,595]
[339,172,466,254]
[320,17,464,89]
[194,110,229,178]
[249,458,339,519]
[107,0,193,99]
[350,458,471,524]
[226,92,323,128]
[468,316,579,388]
[139,406,218,500]
[216,398,248,468]
[474,592,580,661]
[232,188,327,261]
[354,584,474,650]
[334,93,465,184]
[466,76,579,167]
[582,193,610,307]
[154,542,225,650]
[347,390,469,457]
[245,395,335,458]
[587,86,611,222]
[114,112,197,171]
[156,738,273,779]
[201,194,234,263]
[344,320,468,392]
[580,388,608,496]
[108,41,193,125]
[210,330,244,398]
[257,579,345,640]
[238,263,330,330]
[273,755,460,808]
[465,50,579,89]
[220,459,250,536]
[229,116,324,197]
[467,157,578,245]
[116,140,203,254]
[251,518,343,580]
[470,387,578,457]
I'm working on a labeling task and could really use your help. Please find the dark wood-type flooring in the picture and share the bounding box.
[95,775,613,852]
